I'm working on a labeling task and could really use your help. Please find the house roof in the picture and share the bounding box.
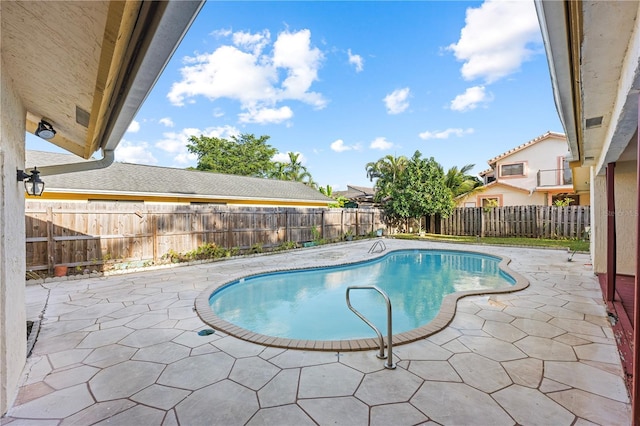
[26,151,333,205]
[334,185,376,201]
[486,131,566,166]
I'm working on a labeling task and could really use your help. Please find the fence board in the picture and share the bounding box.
[25,203,387,271]
[439,206,589,239]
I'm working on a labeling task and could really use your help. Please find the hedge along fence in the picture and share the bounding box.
[439,205,591,239]
[25,202,386,274]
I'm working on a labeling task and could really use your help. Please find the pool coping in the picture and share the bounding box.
[194,247,530,352]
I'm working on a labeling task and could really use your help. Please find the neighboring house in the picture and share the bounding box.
[537,0,640,418]
[1,1,203,414]
[26,151,333,208]
[456,131,586,207]
[334,185,377,208]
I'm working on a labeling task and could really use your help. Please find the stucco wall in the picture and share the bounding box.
[456,185,547,207]
[591,161,638,276]
[0,56,27,415]
[494,136,570,190]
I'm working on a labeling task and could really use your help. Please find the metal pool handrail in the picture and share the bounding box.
[368,240,386,253]
[345,285,396,369]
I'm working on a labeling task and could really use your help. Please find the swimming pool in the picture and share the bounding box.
[196,248,528,350]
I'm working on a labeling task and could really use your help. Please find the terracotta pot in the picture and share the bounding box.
[53,265,68,277]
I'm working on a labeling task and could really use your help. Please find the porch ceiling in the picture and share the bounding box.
[1,1,203,159]
[536,1,640,176]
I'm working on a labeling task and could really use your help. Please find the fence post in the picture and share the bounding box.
[152,214,158,264]
[46,207,54,275]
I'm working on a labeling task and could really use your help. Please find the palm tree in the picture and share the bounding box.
[444,164,483,197]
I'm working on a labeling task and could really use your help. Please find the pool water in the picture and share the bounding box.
[209,249,515,340]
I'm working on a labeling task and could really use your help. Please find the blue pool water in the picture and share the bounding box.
[209,249,515,340]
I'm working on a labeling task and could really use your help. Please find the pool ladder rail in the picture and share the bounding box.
[368,240,386,254]
[345,285,396,369]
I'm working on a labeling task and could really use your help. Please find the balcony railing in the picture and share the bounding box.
[537,168,572,187]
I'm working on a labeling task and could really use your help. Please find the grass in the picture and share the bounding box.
[393,233,590,252]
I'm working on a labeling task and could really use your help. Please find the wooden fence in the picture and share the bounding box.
[25,202,386,273]
[440,206,590,238]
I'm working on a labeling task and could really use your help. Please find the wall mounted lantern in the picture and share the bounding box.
[35,119,56,139]
[17,167,45,196]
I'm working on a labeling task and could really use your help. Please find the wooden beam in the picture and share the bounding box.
[632,95,640,425]
[606,162,616,302]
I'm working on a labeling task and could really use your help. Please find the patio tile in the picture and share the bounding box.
[162,409,179,426]
[258,368,300,408]
[14,382,55,406]
[58,303,125,321]
[370,403,428,426]
[175,380,259,426]
[22,357,53,386]
[131,384,191,409]
[548,318,605,337]
[83,344,137,368]
[157,352,234,390]
[393,340,452,361]
[47,349,92,369]
[229,357,281,390]
[9,384,94,419]
[89,360,164,401]
[355,368,422,405]
[76,327,133,349]
[476,309,515,323]
[132,341,190,364]
[410,381,513,426]
[502,358,543,388]
[213,336,268,358]
[59,399,136,426]
[44,365,99,390]
[457,335,527,361]
[426,327,461,345]
[449,312,485,330]
[37,319,96,339]
[32,332,89,355]
[539,377,572,393]
[482,320,527,342]
[339,350,387,373]
[563,301,607,316]
[93,404,166,426]
[125,313,169,329]
[511,318,565,338]
[118,328,182,348]
[549,389,631,426]
[408,360,461,382]
[515,336,577,361]
[441,338,472,354]
[544,361,629,402]
[298,396,369,426]
[270,349,337,368]
[503,306,552,322]
[449,353,511,393]
[575,343,624,364]
[493,384,575,425]
[298,363,363,398]
[246,404,315,426]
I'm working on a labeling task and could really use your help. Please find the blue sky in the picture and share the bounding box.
[27,0,563,191]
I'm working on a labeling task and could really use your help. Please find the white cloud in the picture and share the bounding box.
[154,125,240,166]
[115,140,157,165]
[450,86,493,112]
[383,88,410,114]
[348,49,364,72]
[168,29,326,124]
[273,151,307,165]
[126,120,140,133]
[369,137,394,150]
[238,106,293,124]
[159,117,174,127]
[330,139,361,152]
[448,0,541,83]
[419,128,475,140]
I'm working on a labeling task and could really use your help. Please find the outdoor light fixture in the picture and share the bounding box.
[17,167,45,196]
[34,119,56,139]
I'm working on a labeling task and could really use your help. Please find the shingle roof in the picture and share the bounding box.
[486,131,566,166]
[26,151,333,204]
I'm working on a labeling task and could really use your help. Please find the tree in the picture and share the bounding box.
[365,154,409,202]
[443,164,483,197]
[270,152,316,187]
[187,133,277,177]
[378,151,454,221]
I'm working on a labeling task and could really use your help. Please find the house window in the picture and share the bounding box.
[500,162,525,177]
[477,195,502,208]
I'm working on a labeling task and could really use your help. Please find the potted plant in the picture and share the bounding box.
[344,229,354,241]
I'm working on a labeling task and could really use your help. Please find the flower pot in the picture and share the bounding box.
[54,265,68,277]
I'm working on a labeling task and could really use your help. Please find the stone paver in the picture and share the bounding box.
[6,241,632,425]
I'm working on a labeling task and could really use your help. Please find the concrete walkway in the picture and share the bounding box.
[2,239,631,425]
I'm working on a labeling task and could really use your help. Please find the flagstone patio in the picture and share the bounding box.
[2,239,631,425]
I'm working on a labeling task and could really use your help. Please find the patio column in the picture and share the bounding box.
[632,99,640,425]
[606,162,616,302]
